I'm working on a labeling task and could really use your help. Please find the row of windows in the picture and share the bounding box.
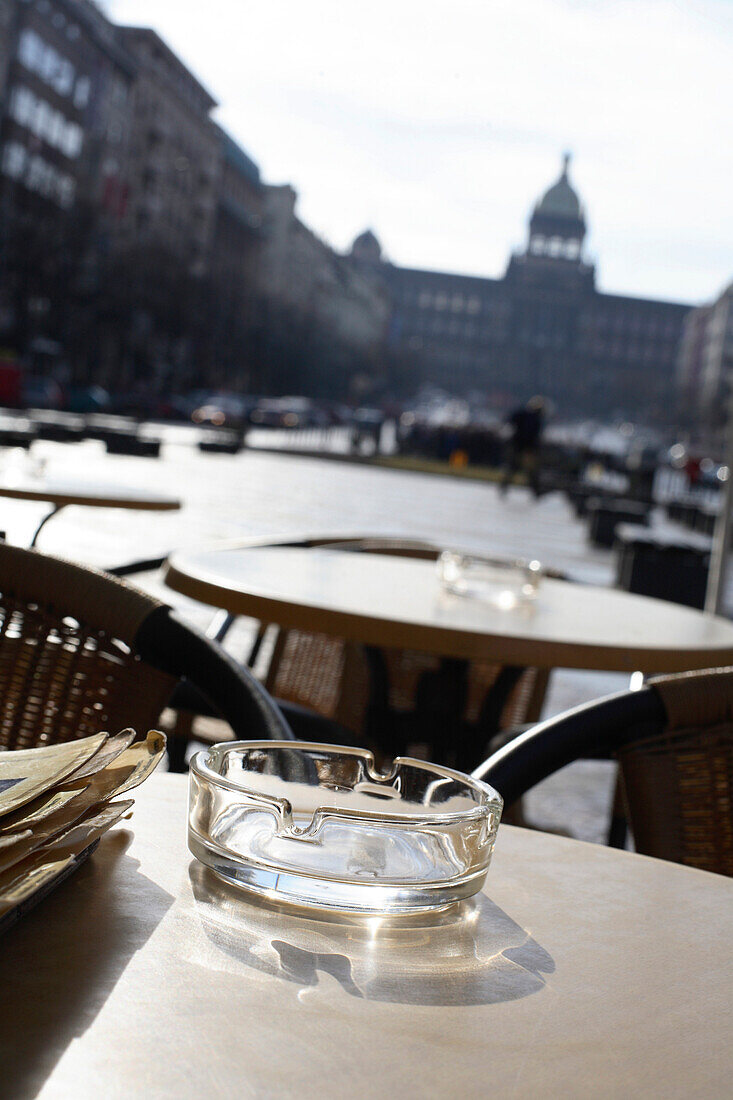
[399,315,508,341]
[400,304,680,347]
[518,330,567,348]
[419,318,482,338]
[1,141,75,208]
[415,291,483,313]
[9,85,83,159]
[581,313,679,337]
[580,342,669,361]
[17,28,91,108]
[397,315,676,359]
[529,235,581,260]
[402,284,680,339]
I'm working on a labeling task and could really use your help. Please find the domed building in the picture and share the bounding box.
[526,153,586,261]
[350,155,691,420]
[350,229,382,265]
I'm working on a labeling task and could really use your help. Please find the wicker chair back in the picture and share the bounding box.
[0,545,173,749]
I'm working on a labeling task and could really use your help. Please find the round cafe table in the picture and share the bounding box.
[164,543,733,673]
[2,774,731,1098]
[0,476,181,546]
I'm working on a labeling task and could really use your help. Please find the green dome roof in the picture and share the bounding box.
[535,154,583,221]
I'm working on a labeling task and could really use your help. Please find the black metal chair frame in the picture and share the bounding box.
[472,684,667,846]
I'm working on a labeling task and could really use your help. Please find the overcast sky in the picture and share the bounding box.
[108,0,732,306]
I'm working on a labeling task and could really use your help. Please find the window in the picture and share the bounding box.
[17,29,75,96]
[74,76,91,109]
[61,122,82,158]
[467,296,481,314]
[9,85,82,159]
[45,105,66,148]
[34,98,52,140]
[18,29,42,70]
[27,154,51,195]
[451,294,464,312]
[53,59,74,96]
[1,141,27,179]
[38,43,56,82]
[434,292,448,310]
[10,85,33,126]
[57,175,75,208]
[27,91,43,132]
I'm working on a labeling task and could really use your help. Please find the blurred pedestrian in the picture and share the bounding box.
[500,396,546,496]
[684,454,702,492]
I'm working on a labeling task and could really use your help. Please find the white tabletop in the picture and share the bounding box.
[0,477,180,510]
[165,544,733,672]
[4,774,731,1099]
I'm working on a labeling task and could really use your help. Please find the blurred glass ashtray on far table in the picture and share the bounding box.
[438,550,542,609]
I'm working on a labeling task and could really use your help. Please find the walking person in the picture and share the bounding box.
[499,396,546,496]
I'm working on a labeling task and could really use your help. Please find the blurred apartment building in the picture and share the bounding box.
[204,124,264,389]
[0,0,14,94]
[0,0,386,392]
[212,124,262,287]
[676,282,733,444]
[350,156,691,421]
[113,25,219,276]
[0,0,136,346]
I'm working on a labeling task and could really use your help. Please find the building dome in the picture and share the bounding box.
[350,229,382,263]
[535,153,582,221]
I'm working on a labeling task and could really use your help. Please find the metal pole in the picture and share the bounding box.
[705,348,733,614]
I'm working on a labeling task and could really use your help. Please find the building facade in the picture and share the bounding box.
[206,125,263,389]
[676,282,733,440]
[0,0,134,218]
[212,124,263,286]
[351,156,691,421]
[114,26,219,275]
[256,183,388,386]
[0,0,14,98]
[0,0,137,357]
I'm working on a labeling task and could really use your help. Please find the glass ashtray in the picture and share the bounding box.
[188,742,503,914]
[437,550,541,609]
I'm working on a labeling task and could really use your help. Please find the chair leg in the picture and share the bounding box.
[166,711,194,773]
[246,623,269,669]
[607,767,628,848]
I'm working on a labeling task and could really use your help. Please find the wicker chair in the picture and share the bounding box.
[245,535,558,771]
[0,543,293,765]
[474,667,733,876]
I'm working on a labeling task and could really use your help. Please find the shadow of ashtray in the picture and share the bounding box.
[189,861,554,1006]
